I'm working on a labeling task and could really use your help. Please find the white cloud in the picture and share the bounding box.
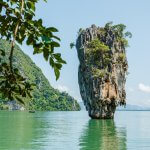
[138,83,150,93]
[55,85,69,92]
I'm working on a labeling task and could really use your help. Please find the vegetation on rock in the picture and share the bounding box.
[84,22,132,80]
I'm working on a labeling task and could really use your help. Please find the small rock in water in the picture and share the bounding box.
[29,110,35,113]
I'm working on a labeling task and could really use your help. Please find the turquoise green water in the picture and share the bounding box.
[0,111,150,150]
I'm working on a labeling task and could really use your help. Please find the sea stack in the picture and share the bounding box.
[76,22,131,119]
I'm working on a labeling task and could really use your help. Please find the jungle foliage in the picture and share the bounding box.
[0,40,80,111]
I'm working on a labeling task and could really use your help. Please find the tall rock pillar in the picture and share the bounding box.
[76,23,131,119]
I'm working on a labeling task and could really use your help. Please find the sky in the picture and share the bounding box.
[21,0,150,107]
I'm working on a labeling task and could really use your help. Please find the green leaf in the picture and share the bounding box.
[54,67,60,80]
[42,36,51,44]
[26,35,33,45]
[51,41,60,47]
[27,1,35,11]
[49,57,54,67]
[55,63,62,70]
[53,53,61,59]
[38,19,42,26]
[59,59,66,64]
[43,49,49,61]
[52,35,61,41]
[33,48,43,54]
[70,42,75,49]
[53,53,66,64]
[125,31,132,38]
[47,27,58,32]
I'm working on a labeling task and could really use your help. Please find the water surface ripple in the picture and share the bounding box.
[0,111,150,150]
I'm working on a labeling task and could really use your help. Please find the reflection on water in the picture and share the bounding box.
[1,111,150,150]
[79,119,126,150]
[0,111,51,150]
[0,111,88,150]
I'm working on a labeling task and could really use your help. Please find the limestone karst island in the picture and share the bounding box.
[0,0,150,150]
[76,23,130,119]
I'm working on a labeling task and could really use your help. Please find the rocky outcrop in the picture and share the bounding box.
[6,101,25,110]
[76,23,130,119]
[0,100,25,110]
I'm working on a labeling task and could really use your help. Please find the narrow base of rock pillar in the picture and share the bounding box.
[88,105,116,119]
[89,114,114,119]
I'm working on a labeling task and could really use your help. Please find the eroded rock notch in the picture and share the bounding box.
[76,22,131,119]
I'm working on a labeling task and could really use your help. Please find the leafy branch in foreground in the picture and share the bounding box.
[0,0,66,104]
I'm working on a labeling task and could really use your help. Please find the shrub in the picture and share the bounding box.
[87,38,110,54]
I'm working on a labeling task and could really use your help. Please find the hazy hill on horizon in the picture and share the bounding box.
[79,102,150,111]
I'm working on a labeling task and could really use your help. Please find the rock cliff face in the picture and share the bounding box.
[76,23,130,119]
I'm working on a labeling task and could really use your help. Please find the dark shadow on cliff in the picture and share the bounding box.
[79,119,126,150]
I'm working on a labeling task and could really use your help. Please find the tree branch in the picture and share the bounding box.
[9,0,24,72]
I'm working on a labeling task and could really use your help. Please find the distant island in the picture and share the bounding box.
[0,40,80,111]
[117,104,150,111]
